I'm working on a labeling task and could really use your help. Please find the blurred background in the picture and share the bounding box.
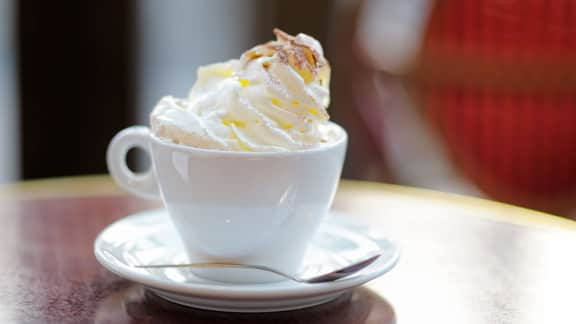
[1,0,575,217]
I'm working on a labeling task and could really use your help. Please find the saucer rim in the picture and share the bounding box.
[94,209,400,299]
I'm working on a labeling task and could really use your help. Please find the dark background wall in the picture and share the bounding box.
[17,0,136,179]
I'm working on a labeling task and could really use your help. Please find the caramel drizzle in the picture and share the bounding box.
[241,28,329,84]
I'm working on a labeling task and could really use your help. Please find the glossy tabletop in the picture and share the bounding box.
[1,177,576,323]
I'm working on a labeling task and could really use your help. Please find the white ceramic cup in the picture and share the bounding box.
[107,124,347,283]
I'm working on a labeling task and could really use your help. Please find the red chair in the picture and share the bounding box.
[411,0,576,215]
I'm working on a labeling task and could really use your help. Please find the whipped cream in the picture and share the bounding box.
[151,29,337,152]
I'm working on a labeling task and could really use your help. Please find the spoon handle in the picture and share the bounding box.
[135,262,299,281]
[134,254,380,284]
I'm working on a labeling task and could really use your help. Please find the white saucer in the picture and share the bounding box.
[94,209,399,313]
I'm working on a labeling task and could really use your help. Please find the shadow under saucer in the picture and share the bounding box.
[94,284,396,324]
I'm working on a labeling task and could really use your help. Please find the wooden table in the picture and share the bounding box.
[1,176,575,323]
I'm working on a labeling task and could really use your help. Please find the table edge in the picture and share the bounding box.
[343,180,576,231]
[1,175,575,231]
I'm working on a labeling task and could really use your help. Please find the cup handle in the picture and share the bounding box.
[106,126,159,200]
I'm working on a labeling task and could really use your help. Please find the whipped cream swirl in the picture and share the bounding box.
[151,29,335,152]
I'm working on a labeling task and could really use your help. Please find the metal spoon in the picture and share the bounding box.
[134,254,380,284]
